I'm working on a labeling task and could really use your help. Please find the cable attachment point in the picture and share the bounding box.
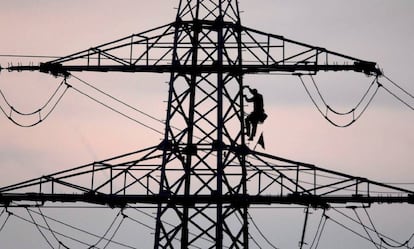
[353,61,382,76]
[376,80,383,88]
[121,210,128,219]
[63,76,72,88]
[39,62,70,78]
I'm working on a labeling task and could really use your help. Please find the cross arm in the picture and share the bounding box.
[0,146,412,208]
[239,25,382,76]
[3,21,381,77]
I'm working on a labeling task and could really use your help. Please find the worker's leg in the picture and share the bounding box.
[245,118,251,137]
[250,122,258,140]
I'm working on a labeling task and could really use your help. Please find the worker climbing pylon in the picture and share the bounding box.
[244,85,267,141]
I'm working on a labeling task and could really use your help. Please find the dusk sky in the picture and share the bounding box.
[0,1,413,248]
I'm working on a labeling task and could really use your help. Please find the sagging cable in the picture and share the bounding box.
[363,207,413,249]
[9,209,97,248]
[0,77,70,127]
[333,207,412,249]
[37,208,70,249]
[26,208,56,249]
[89,209,122,249]
[28,208,135,249]
[352,208,380,249]
[247,212,280,249]
[298,74,380,128]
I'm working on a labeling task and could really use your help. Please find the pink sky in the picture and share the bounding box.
[0,1,413,248]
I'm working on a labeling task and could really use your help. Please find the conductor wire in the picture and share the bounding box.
[37,208,70,249]
[379,82,414,110]
[89,209,122,248]
[68,82,164,135]
[247,212,279,249]
[353,208,380,249]
[234,212,263,249]
[309,209,327,249]
[382,75,414,99]
[333,208,411,248]
[0,78,65,116]
[70,74,188,135]
[0,78,70,127]
[71,74,167,127]
[28,208,135,249]
[327,214,385,248]
[10,210,98,248]
[100,213,125,249]
[363,207,413,248]
[26,208,55,249]
[298,74,380,127]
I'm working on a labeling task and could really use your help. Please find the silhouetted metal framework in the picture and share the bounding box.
[1,0,412,248]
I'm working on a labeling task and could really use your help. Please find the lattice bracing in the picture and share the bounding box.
[5,19,381,76]
[1,0,409,249]
[1,147,412,208]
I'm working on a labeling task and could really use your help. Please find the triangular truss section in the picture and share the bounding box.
[6,23,380,77]
[1,146,412,208]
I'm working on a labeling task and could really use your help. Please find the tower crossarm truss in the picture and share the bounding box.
[5,22,381,77]
[0,147,412,209]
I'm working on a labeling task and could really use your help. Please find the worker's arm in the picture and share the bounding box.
[244,94,254,102]
[243,85,254,102]
[243,85,253,92]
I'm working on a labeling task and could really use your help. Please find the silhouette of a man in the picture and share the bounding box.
[244,86,267,141]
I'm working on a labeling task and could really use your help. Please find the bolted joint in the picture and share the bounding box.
[211,15,224,31]
[212,140,225,151]
[184,144,198,155]
[157,139,173,151]
[230,194,250,208]
[231,144,250,156]
[174,17,183,27]
[191,19,203,33]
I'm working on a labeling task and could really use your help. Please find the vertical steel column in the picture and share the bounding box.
[154,1,247,248]
[216,1,224,247]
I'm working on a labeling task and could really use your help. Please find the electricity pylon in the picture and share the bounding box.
[1,1,412,248]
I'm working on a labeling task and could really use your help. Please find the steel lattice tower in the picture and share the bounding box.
[1,1,413,249]
[155,1,248,248]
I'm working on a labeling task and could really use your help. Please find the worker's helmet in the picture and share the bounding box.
[252,88,258,94]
